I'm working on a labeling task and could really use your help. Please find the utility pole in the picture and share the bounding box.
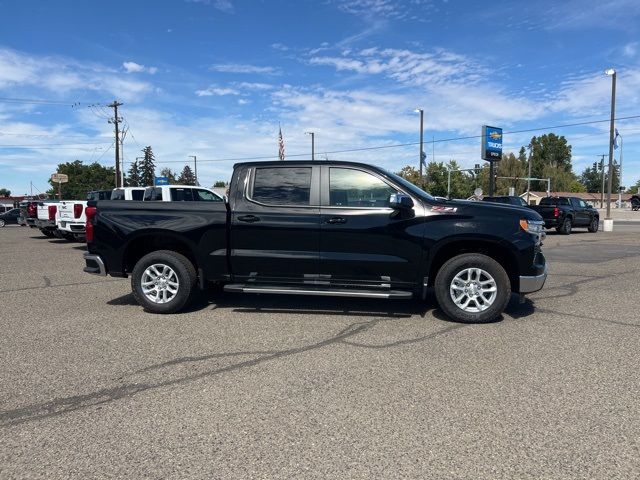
[415,109,424,183]
[306,132,315,161]
[605,69,616,223]
[599,154,606,208]
[107,101,123,188]
[618,135,623,208]
[526,145,532,205]
[188,155,198,185]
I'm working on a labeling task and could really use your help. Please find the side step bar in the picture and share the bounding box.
[223,284,413,299]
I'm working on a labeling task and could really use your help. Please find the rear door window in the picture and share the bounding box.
[170,188,194,201]
[144,188,163,201]
[252,167,311,206]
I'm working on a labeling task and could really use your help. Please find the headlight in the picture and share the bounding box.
[520,219,545,244]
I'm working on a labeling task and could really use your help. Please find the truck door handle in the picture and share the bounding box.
[238,215,260,223]
[326,217,347,224]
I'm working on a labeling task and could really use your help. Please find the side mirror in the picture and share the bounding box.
[390,193,414,210]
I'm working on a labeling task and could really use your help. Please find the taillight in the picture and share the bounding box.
[48,205,57,221]
[85,206,97,242]
[74,203,83,219]
[27,203,37,217]
[554,207,559,217]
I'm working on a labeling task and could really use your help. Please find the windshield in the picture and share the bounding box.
[382,170,435,201]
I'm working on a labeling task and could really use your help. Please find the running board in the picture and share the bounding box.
[223,284,413,299]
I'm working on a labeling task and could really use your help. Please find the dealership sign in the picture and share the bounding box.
[154,176,169,186]
[51,173,69,183]
[481,125,502,161]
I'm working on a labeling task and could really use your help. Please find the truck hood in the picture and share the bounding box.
[438,199,543,221]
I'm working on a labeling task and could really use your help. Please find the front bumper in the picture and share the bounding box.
[84,253,106,276]
[519,263,548,293]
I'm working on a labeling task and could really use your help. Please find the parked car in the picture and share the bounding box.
[111,187,146,201]
[87,190,112,201]
[84,161,547,323]
[529,196,599,234]
[0,208,20,227]
[631,194,640,211]
[143,185,224,202]
[34,200,61,237]
[56,200,88,240]
[482,196,528,207]
[19,201,39,228]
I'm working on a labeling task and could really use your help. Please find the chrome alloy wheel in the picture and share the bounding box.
[449,268,498,313]
[141,264,180,304]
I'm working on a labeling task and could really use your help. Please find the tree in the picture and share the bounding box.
[0,188,11,197]
[177,165,196,186]
[529,133,573,178]
[396,165,421,186]
[47,160,115,199]
[213,180,226,188]
[127,160,142,187]
[139,146,156,187]
[159,168,177,185]
[579,160,619,193]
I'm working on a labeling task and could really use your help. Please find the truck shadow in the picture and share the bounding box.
[107,290,536,323]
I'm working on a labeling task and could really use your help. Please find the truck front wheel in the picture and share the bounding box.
[434,253,511,323]
[131,250,197,314]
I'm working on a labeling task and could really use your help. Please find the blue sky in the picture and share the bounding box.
[1,0,640,195]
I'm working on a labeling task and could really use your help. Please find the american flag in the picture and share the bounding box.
[278,124,285,161]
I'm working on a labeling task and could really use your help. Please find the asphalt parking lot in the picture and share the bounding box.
[1,225,639,479]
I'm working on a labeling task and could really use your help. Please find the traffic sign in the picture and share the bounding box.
[51,173,69,183]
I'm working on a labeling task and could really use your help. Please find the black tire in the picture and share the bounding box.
[556,217,572,235]
[0,219,5,228]
[61,232,76,241]
[41,229,54,238]
[434,253,511,323]
[131,250,197,314]
[587,217,599,233]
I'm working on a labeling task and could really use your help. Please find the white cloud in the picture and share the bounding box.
[186,0,234,13]
[195,86,240,96]
[210,63,279,74]
[309,47,484,87]
[123,61,157,74]
[0,47,153,102]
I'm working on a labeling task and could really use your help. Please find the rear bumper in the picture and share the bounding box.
[58,222,86,233]
[519,264,548,293]
[543,218,560,228]
[84,253,106,276]
[35,219,56,229]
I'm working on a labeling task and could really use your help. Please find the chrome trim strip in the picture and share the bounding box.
[83,253,106,276]
[519,264,548,294]
[223,284,412,299]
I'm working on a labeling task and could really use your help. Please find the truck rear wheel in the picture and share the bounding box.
[434,253,511,323]
[131,250,197,314]
[557,217,572,235]
[588,217,599,233]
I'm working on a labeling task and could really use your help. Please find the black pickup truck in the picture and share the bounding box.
[530,196,599,234]
[83,161,547,323]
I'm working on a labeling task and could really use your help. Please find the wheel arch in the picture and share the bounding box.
[427,236,520,292]
[122,231,199,275]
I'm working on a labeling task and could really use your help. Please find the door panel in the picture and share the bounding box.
[230,165,320,284]
[319,166,425,288]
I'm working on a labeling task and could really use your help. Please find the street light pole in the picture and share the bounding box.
[526,144,532,205]
[188,155,198,185]
[415,109,424,182]
[305,132,315,161]
[605,68,616,224]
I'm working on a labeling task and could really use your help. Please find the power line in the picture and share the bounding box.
[0,96,82,106]
[143,113,640,165]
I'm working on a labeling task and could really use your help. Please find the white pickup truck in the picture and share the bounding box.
[143,185,224,202]
[34,200,61,237]
[110,187,146,201]
[56,200,88,240]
